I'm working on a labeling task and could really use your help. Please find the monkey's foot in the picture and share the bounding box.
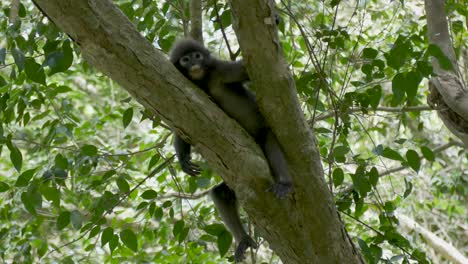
[181,160,202,176]
[234,236,257,262]
[267,182,293,199]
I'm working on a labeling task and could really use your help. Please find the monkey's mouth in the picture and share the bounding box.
[189,65,205,80]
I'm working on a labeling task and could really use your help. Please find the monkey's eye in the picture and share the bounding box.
[180,56,190,65]
[193,52,203,60]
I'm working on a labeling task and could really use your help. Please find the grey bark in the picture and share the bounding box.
[32,0,362,263]
[189,0,204,43]
[229,1,363,263]
[425,0,468,147]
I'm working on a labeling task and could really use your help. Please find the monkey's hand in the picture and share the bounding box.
[267,182,293,199]
[234,236,258,263]
[180,158,202,176]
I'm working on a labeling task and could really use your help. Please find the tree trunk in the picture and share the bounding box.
[32,0,363,262]
[424,0,468,147]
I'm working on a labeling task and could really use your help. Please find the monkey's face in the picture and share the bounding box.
[179,51,206,80]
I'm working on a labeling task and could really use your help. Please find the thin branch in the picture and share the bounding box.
[157,188,210,200]
[379,140,460,177]
[339,140,463,194]
[9,0,20,24]
[213,0,235,60]
[314,105,435,122]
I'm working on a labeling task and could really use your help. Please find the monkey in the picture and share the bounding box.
[170,39,292,262]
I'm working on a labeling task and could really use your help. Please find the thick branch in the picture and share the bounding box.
[31,0,279,237]
[230,0,362,263]
[398,214,468,264]
[425,0,468,147]
[29,0,359,262]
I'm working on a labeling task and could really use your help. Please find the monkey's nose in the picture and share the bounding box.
[189,65,204,80]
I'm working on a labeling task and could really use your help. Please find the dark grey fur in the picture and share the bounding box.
[170,39,292,262]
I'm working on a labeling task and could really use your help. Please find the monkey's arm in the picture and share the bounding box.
[174,134,201,176]
[216,60,250,83]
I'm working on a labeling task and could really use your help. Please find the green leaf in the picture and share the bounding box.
[427,44,453,71]
[22,187,42,213]
[403,178,413,198]
[382,147,404,161]
[54,154,68,170]
[0,75,7,88]
[333,168,344,187]
[220,10,232,28]
[89,226,101,239]
[173,219,184,237]
[122,107,133,128]
[41,185,60,207]
[358,238,373,263]
[203,224,224,236]
[120,229,138,252]
[7,139,22,172]
[217,230,233,257]
[333,145,349,163]
[109,234,119,253]
[70,210,83,229]
[25,58,46,85]
[15,168,36,187]
[157,35,175,52]
[362,48,378,59]
[178,227,190,243]
[81,145,98,156]
[367,85,382,109]
[391,73,406,105]
[0,181,9,192]
[57,211,70,230]
[101,227,114,246]
[385,36,410,70]
[148,154,160,170]
[352,166,371,197]
[116,177,130,193]
[141,190,157,199]
[55,85,73,93]
[404,71,422,102]
[368,167,379,187]
[12,48,25,71]
[0,48,6,64]
[405,150,420,172]
[47,40,74,75]
[420,146,434,161]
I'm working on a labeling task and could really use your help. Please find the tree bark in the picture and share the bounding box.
[189,0,204,43]
[32,0,362,263]
[424,0,468,147]
[398,214,468,264]
[230,1,363,262]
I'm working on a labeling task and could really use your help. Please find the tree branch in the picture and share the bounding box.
[189,0,204,42]
[229,0,363,262]
[424,0,468,147]
[314,105,435,122]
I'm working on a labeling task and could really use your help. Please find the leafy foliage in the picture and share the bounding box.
[0,0,465,263]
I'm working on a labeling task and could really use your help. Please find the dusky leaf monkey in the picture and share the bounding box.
[170,39,292,262]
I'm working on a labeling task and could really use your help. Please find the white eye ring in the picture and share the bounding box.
[180,56,190,65]
[194,52,203,59]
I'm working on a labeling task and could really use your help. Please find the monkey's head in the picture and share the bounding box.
[170,39,211,81]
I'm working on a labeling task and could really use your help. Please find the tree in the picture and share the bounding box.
[0,0,466,263]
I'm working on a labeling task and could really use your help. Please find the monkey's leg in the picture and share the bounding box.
[210,182,257,262]
[263,130,293,199]
[174,134,201,176]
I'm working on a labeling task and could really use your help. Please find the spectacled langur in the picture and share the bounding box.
[170,39,292,262]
